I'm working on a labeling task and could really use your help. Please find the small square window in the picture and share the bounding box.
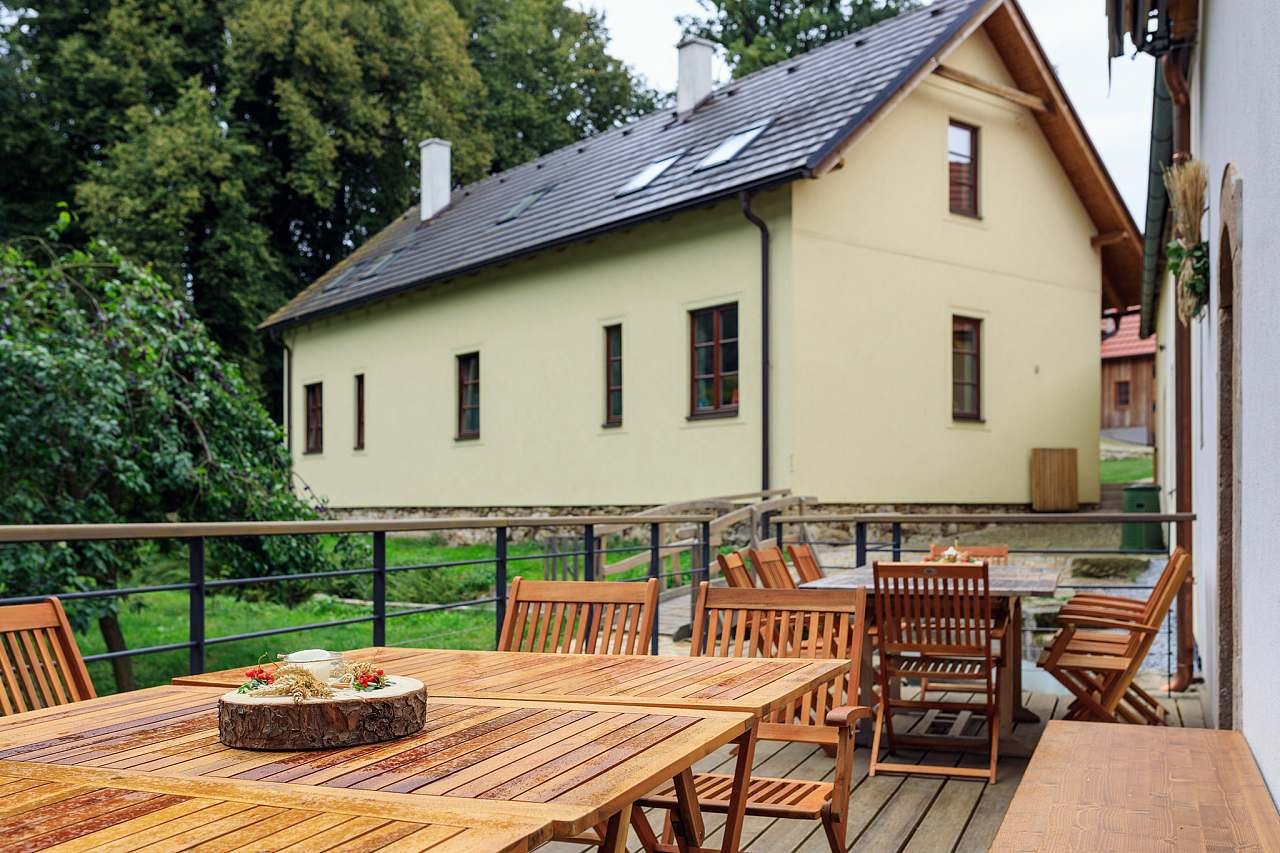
[690,304,739,417]
[1115,380,1131,407]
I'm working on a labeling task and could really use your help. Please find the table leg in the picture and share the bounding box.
[601,803,632,853]
[719,725,757,853]
[1008,597,1040,725]
[672,768,706,848]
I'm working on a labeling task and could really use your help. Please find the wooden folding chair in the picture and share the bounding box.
[869,561,1006,783]
[1039,549,1191,725]
[717,551,755,588]
[0,597,96,715]
[497,577,658,655]
[928,543,1010,565]
[637,585,871,853]
[786,543,825,583]
[747,546,797,589]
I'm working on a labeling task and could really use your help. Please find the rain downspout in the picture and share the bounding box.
[738,191,770,493]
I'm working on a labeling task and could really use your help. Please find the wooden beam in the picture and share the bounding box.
[1091,230,1132,249]
[933,64,1049,113]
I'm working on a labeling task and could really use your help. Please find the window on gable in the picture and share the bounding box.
[304,382,323,454]
[690,304,739,417]
[457,353,480,439]
[617,152,684,196]
[1115,380,1131,407]
[497,186,555,224]
[952,316,981,420]
[948,121,979,217]
[696,122,770,170]
[604,324,622,426]
[354,374,365,450]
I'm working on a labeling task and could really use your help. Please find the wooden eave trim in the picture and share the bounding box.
[809,0,1004,177]
[1091,230,1133,249]
[933,64,1049,113]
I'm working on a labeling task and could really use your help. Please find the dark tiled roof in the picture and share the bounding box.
[262,0,988,331]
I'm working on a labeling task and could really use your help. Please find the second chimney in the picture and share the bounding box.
[676,37,715,115]
[419,138,451,221]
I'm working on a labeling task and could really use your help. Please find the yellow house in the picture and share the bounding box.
[262,0,1141,512]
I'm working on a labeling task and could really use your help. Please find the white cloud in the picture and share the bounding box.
[580,0,1153,220]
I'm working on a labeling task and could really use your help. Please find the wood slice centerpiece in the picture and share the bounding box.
[218,676,428,750]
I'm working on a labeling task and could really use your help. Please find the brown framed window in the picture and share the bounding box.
[353,374,365,449]
[456,353,480,439]
[948,121,979,217]
[690,303,739,417]
[304,382,323,454]
[604,324,622,426]
[1115,380,1131,407]
[952,316,981,420]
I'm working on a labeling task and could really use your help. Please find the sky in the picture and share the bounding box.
[579,1,1154,220]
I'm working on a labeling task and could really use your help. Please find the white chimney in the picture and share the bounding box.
[677,37,715,115]
[419,138,451,221]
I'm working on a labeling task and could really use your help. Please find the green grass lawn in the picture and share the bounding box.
[1100,456,1154,484]
[74,532,703,695]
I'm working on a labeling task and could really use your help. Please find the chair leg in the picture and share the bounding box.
[869,700,886,777]
[821,803,845,853]
[987,673,1000,784]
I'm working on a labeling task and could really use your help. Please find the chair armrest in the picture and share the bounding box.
[825,706,874,727]
[1068,594,1144,608]
[1058,604,1147,623]
[1058,614,1158,633]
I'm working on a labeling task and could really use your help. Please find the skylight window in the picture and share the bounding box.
[696,121,770,170]
[322,262,365,293]
[497,185,555,224]
[617,152,684,196]
[358,247,404,280]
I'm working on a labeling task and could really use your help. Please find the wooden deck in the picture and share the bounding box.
[543,681,1206,853]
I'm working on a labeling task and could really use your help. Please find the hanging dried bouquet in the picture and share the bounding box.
[1163,159,1209,323]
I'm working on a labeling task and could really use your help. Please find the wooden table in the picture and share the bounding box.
[175,648,849,717]
[0,684,760,852]
[801,564,1060,737]
[0,761,548,851]
[992,720,1280,850]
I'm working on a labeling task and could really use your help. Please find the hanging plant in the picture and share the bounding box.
[1163,159,1209,324]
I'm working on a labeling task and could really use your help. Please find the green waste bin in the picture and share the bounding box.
[1121,484,1165,551]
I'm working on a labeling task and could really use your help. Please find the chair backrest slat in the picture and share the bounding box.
[747,547,797,589]
[689,584,867,732]
[873,561,994,658]
[928,544,1010,565]
[785,544,825,584]
[717,552,755,588]
[498,578,659,655]
[0,598,95,715]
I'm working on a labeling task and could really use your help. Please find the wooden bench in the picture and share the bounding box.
[992,720,1280,850]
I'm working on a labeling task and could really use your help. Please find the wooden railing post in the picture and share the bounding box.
[856,521,867,567]
[494,526,508,650]
[188,537,205,676]
[892,522,902,560]
[649,522,661,655]
[695,519,711,626]
[372,531,386,646]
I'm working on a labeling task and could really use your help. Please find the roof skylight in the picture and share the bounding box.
[358,247,405,280]
[322,262,365,293]
[617,152,684,196]
[696,121,770,170]
[497,185,555,224]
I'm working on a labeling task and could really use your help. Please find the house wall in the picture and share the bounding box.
[284,191,792,507]
[1191,0,1280,798]
[788,29,1103,505]
[1100,355,1154,436]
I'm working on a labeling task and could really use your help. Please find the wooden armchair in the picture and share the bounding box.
[0,597,96,715]
[637,585,871,852]
[1039,549,1191,724]
[785,543,825,583]
[928,543,1010,565]
[747,546,797,589]
[717,551,755,588]
[497,577,658,655]
[869,561,1006,783]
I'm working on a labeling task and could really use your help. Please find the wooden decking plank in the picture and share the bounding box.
[950,757,1028,853]
[848,751,962,852]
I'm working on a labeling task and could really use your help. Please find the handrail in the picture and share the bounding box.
[0,514,716,544]
[772,512,1195,525]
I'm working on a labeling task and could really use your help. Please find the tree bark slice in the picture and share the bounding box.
[218,677,428,750]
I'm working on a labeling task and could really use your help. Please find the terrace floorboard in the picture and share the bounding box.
[539,683,1205,853]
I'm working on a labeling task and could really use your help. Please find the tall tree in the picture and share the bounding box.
[679,0,919,77]
[453,0,660,172]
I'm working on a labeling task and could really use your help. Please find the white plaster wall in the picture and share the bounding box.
[1197,0,1280,798]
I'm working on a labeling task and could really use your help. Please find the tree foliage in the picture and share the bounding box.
[679,0,919,77]
[1,0,653,402]
[0,224,367,688]
[454,0,661,172]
